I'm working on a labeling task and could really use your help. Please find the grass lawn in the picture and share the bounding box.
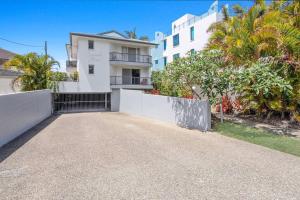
[214,121,300,157]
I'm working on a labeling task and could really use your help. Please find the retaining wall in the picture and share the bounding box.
[0,90,52,147]
[119,89,211,131]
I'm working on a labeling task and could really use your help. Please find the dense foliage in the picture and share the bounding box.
[152,0,300,122]
[4,53,60,92]
[70,71,79,81]
[49,71,68,82]
[208,0,300,66]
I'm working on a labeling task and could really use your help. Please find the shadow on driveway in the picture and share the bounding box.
[0,114,60,162]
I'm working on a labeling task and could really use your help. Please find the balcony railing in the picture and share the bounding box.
[110,52,152,64]
[110,76,152,85]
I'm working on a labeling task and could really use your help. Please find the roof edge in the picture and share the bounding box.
[97,30,128,39]
[70,32,157,46]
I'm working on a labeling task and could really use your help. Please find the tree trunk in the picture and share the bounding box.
[281,111,285,120]
[289,112,295,123]
[266,110,273,120]
[220,99,224,123]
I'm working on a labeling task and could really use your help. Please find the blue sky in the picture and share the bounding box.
[0,0,253,71]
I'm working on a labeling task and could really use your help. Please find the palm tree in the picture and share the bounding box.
[125,28,137,39]
[207,0,300,66]
[4,53,60,91]
[125,28,149,41]
[207,0,300,121]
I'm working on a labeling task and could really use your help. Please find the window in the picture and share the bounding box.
[88,40,94,49]
[163,40,167,50]
[173,53,180,60]
[190,26,194,41]
[88,65,94,74]
[173,34,179,47]
[155,60,158,64]
[191,49,195,54]
[163,57,167,66]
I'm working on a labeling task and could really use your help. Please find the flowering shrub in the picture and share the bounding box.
[232,99,243,112]
[215,96,233,114]
[145,89,160,95]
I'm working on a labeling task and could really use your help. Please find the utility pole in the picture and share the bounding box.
[44,41,48,56]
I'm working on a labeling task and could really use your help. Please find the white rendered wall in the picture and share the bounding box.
[77,39,111,93]
[0,90,52,147]
[0,77,15,94]
[164,12,218,63]
[119,89,211,131]
[111,89,120,112]
[58,81,80,93]
[71,38,152,93]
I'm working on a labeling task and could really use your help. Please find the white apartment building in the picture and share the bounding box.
[57,31,156,112]
[152,1,222,70]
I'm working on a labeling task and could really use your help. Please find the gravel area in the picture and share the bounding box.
[0,112,300,200]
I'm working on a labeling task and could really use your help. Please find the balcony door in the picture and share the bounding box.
[122,69,131,84]
[122,69,140,85]
[128,48,136,62]
[132,69,140,85]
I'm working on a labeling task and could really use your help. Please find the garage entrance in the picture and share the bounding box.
[53,93,111,113]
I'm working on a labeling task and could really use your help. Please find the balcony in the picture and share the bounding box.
[110,76,153,89]
[110,52,152,67]
[66,60,77,73]
[66,60,77,68]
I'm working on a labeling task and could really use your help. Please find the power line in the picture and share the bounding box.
[0,36,44,48]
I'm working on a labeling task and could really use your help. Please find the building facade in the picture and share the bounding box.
[58,31,156,112]
[0,48,22,94]
[151,1,222,70]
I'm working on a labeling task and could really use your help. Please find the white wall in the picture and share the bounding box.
[111,89,120,112]
[77,39,111,93]
[0,77,15,94]
[71,37,153,93]
[163,12,218,63]
[119,89,211,131]
[58,81,80,93]
[0,90,52,147]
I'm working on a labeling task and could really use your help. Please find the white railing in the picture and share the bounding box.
[173,11,216,33]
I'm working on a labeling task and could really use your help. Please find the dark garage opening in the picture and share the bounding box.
[53,93,111,113]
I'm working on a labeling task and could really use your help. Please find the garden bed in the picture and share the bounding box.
[213,120,300,157]
[213,113,300,137]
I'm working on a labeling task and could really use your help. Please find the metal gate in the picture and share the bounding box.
[53,93,111,113]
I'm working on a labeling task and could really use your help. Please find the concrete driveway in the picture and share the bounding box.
[0,112,300,200]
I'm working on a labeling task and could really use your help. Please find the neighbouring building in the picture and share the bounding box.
[151,1,222,70]
[0,48,22,94]
[58,30,156,112]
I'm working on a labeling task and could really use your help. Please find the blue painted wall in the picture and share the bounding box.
[151,32,165,71]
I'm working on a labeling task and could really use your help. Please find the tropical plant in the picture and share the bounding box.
[70,71,79,81]
[152,50,231,122]
[4,53,60,91]
[50,71,68,81]
[232,60,293,118]
[207,0,300,121]
[151,70,163,90]
[125,28,149,41]
[125,28,137,39]
[207,0,300,67]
